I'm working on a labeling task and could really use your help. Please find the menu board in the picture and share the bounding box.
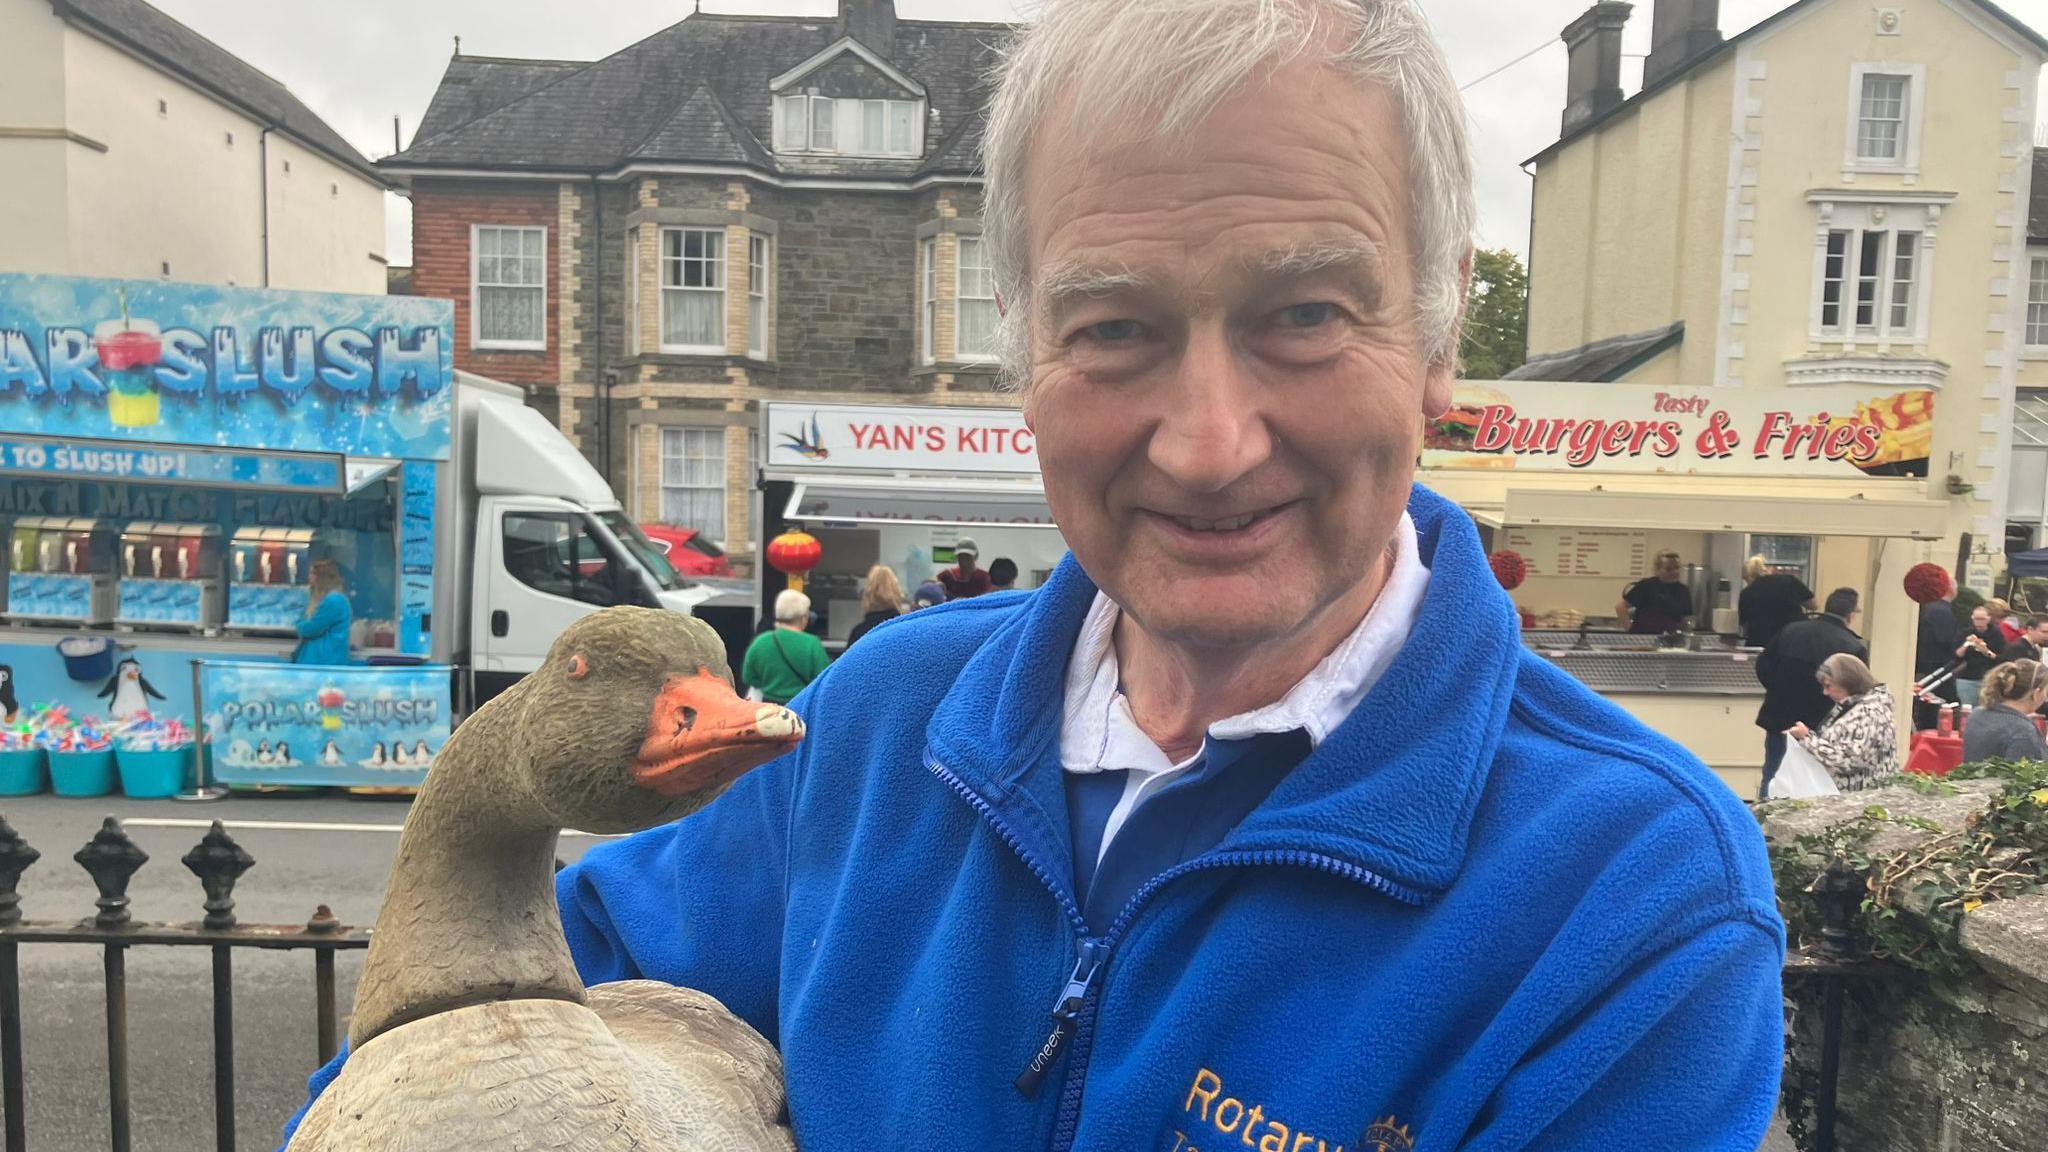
[1503,526,1649,578]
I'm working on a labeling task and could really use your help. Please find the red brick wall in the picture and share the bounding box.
[411,178,561,386]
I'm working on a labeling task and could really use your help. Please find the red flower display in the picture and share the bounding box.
[1489,550,1528,591]
[1903,562,1952,604]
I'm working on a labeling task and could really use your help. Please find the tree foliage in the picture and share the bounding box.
[1459,247,1528,380]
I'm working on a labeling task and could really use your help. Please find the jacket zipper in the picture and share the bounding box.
[927,757,1428,1152]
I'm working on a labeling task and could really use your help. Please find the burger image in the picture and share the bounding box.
[1421,383,1516,470]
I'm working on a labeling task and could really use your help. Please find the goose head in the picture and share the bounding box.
[505,607,805,835]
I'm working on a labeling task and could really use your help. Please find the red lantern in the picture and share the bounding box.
[1903,562,1952,605]
[766,530,822,594]
[1489,549,1528,591]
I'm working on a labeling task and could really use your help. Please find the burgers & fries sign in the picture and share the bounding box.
[1422,381,1932,478]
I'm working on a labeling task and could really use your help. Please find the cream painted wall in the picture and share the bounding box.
[0,13,384,292]
[1527,51,1734,392]
[0,0,72,273]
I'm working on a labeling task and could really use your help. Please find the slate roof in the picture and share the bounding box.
[383,13,1010,179]
[413,55,589,144]
[49,0,387,186]
[1530,0,2048,166]
[1506,322,1685,382]
[2031,147,2048,243]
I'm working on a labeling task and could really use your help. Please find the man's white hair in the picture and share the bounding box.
[981,0,1474,387]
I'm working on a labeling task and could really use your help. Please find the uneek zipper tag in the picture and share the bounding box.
[1015,940,1105,1096]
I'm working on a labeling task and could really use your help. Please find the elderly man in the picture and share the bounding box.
[285,2,1780,1148]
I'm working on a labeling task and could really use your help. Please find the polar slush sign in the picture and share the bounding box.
[1421,380,1932,478]
[200,660,451,789]
[0,274,453,460]
[765,402,1036,475]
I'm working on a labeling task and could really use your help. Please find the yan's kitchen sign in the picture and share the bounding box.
[1422,381,1932,478]
[765,402,1037,475]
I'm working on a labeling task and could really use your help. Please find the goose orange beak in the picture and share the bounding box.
[632,669,805,797]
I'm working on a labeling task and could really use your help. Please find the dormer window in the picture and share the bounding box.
[770,36,927,160]
[776,93,920,158]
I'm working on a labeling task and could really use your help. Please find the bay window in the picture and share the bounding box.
[956,236,998,361]
[2027,255,2048,348]
[660,427,726,542]
[660,227,725,353]
[748,234,769,359]
[919,237,937,365]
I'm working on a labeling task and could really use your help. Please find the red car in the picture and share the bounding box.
[638,524,735,578]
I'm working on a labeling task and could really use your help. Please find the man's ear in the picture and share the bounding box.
[1423,248,1475,419]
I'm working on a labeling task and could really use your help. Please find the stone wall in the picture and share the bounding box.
[1760,780,2048,1151]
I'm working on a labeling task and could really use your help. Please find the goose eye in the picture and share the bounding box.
[567,654,590,680]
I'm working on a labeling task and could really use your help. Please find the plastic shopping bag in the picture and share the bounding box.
[1768,738,1839,799]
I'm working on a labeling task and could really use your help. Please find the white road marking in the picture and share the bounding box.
[121,817,619,838]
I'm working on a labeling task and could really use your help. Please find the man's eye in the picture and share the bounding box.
[1080,319,1144,343]
[1275,302,1339,329]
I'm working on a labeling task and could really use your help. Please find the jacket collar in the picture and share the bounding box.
[924,484,1522,902]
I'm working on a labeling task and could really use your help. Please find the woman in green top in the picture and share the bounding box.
[742,589,831,705]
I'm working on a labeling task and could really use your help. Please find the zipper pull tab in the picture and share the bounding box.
[1015,940,1105,1096]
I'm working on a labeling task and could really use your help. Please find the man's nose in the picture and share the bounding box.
[1146,325,1272,493]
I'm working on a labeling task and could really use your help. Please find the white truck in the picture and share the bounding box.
[433,372,713,702]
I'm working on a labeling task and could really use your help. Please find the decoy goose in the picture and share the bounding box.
[287,607,804,1151]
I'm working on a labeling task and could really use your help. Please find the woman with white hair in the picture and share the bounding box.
[1787,652,1897,790]
[740,588,829,705]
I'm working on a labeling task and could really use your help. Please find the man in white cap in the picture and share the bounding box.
[937,536,994,601]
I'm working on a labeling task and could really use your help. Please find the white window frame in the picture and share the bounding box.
[627,225,641,355]
[658,226,728,355]
[771,91,924,158]
[1807,200,1939,346]
[919,237,937,366]
[658,426,728,544]
[2027,253,2048,350]
[748,233,770,360]
[954,235,999,363]
[1843,63,1924,175]
[470,224,548,351]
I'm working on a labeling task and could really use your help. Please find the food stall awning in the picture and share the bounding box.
[784,478,1060,530]
[1502,488,1948,539]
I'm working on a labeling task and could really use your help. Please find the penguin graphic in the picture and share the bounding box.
[0,665,17,724]
[255,740,274,765]
[275,741,294,767]
[98,658,165,721]
[391,742,412,767]
[411,740,432,765]
[319,739,343,767]
[363,741,387,768]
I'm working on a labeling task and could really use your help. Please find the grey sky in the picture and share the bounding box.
[147,0,2048,266]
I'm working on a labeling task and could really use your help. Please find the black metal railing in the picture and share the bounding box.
[0,814,369,1152]
[1781,857,1886,1152]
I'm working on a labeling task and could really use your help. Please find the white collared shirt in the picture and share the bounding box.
[1058,512,1432,860]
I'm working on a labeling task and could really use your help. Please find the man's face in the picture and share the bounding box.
[2031,621,2048,644]
[1020,61,1453,650]
[1974,607,1991,629]
[1656,557,1682,582]
[956,552,978,576]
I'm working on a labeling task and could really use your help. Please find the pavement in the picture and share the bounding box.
[0,792,611,1152]
[0,792,1801,1152]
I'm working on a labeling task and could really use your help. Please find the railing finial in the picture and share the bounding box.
[74,817,148,929]
[181,821,254,931]
[0,815,41,926]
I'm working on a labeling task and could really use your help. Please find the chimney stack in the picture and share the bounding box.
[838,0,897,55]
[1643,0,1723,88]
[1561,3,1632,136]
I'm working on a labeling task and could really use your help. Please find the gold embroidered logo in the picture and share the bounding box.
[1359,1116,1415,1152]
[1174,1067,1352,1152]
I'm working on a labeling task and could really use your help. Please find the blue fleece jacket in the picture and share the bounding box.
[291,592,351,666]
[284,485,1783,1151]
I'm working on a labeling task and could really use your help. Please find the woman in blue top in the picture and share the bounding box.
[293,559,353,665]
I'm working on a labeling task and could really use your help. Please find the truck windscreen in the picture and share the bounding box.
[600,511,685,590]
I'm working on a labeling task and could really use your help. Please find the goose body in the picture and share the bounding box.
[286,608,804,1152]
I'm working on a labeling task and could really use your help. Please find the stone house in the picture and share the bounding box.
[379,0,1014,571]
